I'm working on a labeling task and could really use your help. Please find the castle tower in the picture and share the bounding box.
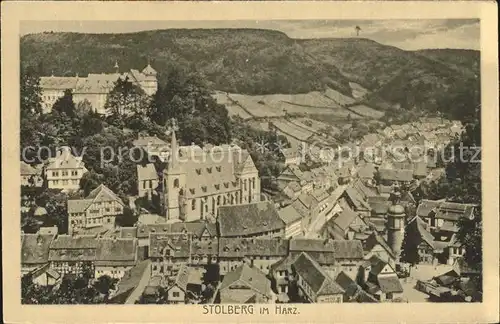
[163,119,186,221]
[141,62,158,96]
[387,191,405,262]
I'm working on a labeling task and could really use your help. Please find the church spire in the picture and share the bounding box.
[168,118,179,170]
[114,60,119,73]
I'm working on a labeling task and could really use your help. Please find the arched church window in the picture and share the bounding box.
[174,178,179,188]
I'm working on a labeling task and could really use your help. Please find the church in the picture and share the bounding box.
[39,62,158,114]
[163,127,261,222]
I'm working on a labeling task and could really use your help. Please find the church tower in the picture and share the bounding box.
[163,119,186,221]
[387,190,405,262]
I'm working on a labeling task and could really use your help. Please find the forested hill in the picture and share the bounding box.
[21,29,480,118]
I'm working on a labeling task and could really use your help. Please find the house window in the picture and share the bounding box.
[52,171,58,177]
[143,181,147,189]
[192,199,196,210]
[173,179,179,188]
[216,166,221,172]
[173,292,180,298]
[252,178,255,189]
[62,171,68,176]
[149,180,153,189]
[105,208,110,212]
[207,167,212,173]
[62,180,68,185]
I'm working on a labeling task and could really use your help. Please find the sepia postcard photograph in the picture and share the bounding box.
[2,1,499,323]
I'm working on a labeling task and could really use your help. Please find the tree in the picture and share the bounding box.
[105,77,151,116]
[52,89,76,117]
[80,170,103,196]
[115,206,138,227]
[20,67,43,117]
[76,99,94,117]
[355,26,361,36]
[94,275,118,296]
[400,227,420,268]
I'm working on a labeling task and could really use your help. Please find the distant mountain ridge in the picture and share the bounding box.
[21,28,480,115]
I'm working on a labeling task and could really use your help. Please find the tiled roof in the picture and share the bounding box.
[357,163,376,179]
[278,204,304,225]
[120,227,138,239]
[40,76,79,90]
[137,164,159,181]
[220,263,271,297]
[218,238,288,258]
[111,260,151,302]
[289,238,364,260]
[68,184,123,214]
[377,275,403,293]
[218,201,285,237]
[136,221,217,239]
[67,199,93,214]
[407,216,435,249]
[148,233,191,259]
[46,146,86,170]
[369,255,389,276]
[292,252,344,296]
[333,207,361,232]
[364,233,395,260]
[167,145,254,200]
[335,271,378,303]
[95,238,137,266]
[416,199,475,221]
[21,233,55,265]
[344,187,371,211]
[378,168,413,182]
[172,264,191,292]
[48,235,98,262]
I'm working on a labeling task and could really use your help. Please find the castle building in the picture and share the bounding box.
[163,128,260,222]
[39,63,158,114]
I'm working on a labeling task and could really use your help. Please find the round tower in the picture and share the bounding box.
[387,188,406,262]
[387,192,405,262]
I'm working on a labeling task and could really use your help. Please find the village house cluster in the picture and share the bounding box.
[22,66,479,304]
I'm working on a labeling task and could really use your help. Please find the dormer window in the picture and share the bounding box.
[224,183,229,188]
[216,166,221,172]
[190,188,195,195]
[215,184,220,190]
[196,169,202,175]
[207,167,212,173]
[202,186,207,192]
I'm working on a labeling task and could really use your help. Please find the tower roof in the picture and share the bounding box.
[142,64,157,76]
[388,204,405,216]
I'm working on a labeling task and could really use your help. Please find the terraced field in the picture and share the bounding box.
[271,119,314,142]
[348,104,385,119]
[349,82,370,99]
[212,91,254,120]
[324,88,356,106]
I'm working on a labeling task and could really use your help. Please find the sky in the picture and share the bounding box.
[20,19,480,51]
